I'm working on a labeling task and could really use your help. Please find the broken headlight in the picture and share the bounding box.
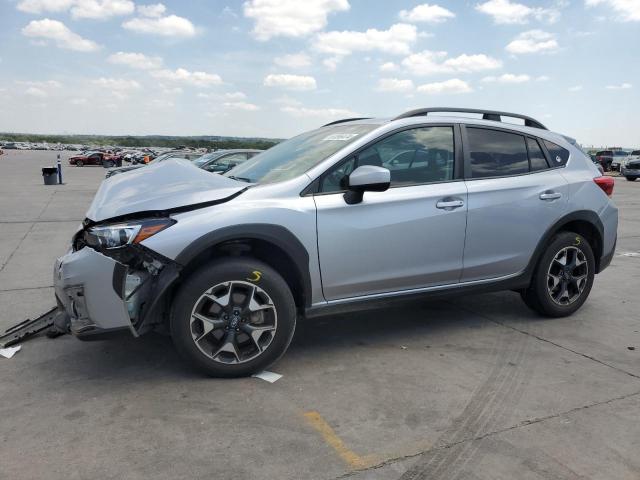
[86,218,175,250]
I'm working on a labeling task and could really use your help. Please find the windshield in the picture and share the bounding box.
[193,151,227,167]
[224,124,377,184]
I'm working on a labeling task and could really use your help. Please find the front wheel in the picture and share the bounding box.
[521,231,595,317]
[103,160,115,168]
[170,258,296,377]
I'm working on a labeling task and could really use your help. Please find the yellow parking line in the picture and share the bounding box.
[303,411,373,469]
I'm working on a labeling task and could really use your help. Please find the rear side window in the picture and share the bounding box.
[527,138,549,171]
[543,140,570,167]
[467,128,528,178]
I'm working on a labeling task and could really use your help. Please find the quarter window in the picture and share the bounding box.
[320,126,455,193]
[527,137,549,171]
[543,140,570,167]
[468,128,528,178]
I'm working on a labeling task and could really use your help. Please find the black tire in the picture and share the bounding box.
[521,231,595,317]
[170,257,296,377]
[75,159,83,167]
[626,176,637,182]
[104,160,115,168]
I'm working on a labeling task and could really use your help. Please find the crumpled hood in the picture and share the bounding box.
[86,159,247,222]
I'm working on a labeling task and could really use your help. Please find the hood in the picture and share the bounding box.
[86,159,247,222]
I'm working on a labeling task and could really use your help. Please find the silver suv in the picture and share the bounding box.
[53,108,618,377]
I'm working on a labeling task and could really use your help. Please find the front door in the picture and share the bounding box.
[314,125,468,301]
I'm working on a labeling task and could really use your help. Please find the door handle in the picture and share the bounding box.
[539,191,562,201]
[436,199,464,210]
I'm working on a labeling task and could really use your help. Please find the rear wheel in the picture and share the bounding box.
[103,160,115,168]
[170,257,296,377]
[75,159,83,167]
[521,231,595,317]
[626,176,637,182]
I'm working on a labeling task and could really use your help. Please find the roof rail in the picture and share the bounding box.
[322,117,371,127]
[392,108,547,130]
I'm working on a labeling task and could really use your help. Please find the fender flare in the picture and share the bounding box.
[525,210,605,278]
[174,223,312,307]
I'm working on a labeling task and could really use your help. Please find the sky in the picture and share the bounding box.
[0,0,638,146]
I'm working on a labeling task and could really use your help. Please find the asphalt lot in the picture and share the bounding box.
[0,149,639,480]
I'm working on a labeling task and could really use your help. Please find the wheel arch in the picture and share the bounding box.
[174,224,312,310]
[527,210,605,277]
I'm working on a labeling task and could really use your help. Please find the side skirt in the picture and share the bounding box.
[304,272,531,318]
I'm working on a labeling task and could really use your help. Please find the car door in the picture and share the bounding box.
[88,153,101,165]
[313,125,468,301]
[460,126,569,282]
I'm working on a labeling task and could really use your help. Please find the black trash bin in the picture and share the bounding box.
[42,167,58,186]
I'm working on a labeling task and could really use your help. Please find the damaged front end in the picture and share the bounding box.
[54,217,180,340]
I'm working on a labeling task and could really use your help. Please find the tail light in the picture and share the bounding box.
[594,176,614,197]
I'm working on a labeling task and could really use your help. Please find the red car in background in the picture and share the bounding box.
[69,151,120,167]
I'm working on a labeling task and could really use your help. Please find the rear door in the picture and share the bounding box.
[460,127,569,282]
[314,125,468,300]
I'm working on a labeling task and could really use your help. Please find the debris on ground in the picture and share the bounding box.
[252,371,283,383]
[0,307,65,348]
[0,345,21,359]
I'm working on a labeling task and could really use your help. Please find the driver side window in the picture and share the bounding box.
[320,126,455,193]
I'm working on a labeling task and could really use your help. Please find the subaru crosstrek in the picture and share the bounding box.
[53,108,618,377]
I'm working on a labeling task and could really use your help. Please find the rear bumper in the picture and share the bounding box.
[53,247,136,339]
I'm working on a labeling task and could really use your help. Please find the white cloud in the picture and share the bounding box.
[17,80,62,88]
[108,52,163,70]
[585,0,640,21]
[70,0,134,19]
[379,62,397,72]
[402,50,502,75]
[274,53,312,69]
[17,0,74,14]
[71,97,88,105]
[322,56,342,71]
[137,3,166,17]
[281,106,358,118]
[505,30,559,54]
[482,73,531,83]
[123,13,196,37]
[264,73,317,91]
[197,91,248,101]
[377,78,414,92]
[399,3,455,23]
[25,86,48,97]
[417,78,472,94]
[17,0,135,19]
[151,68,223,87]
[315,23,417,57]
[223,102,260,111]
[568,85,583,91]
[243,0,350,41]
[92,77,141,90]
[536,75,550,81]
[21,19,100,52]
[605,82,632,89]
[475,0,561,24]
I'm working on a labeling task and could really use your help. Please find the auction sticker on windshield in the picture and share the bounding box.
[321,134,359,141]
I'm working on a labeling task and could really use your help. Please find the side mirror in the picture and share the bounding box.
[344,165,390,205]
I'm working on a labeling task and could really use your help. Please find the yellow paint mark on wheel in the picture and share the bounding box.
[246,270,262,282]
[303,411,375,469]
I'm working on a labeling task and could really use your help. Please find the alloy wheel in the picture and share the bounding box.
[546,246,588,306]
[189,281,277,364]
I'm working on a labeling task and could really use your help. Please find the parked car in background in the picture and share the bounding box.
[192,149,263,174]
[619,150,640,174]
[621,154,640,181]
[3,142,17,150]
[54,107,617,377]
[596,150,629,171]
[105,150,202,178]
[69,151,118,167]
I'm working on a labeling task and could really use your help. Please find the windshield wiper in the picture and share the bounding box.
[227,175,253,183]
